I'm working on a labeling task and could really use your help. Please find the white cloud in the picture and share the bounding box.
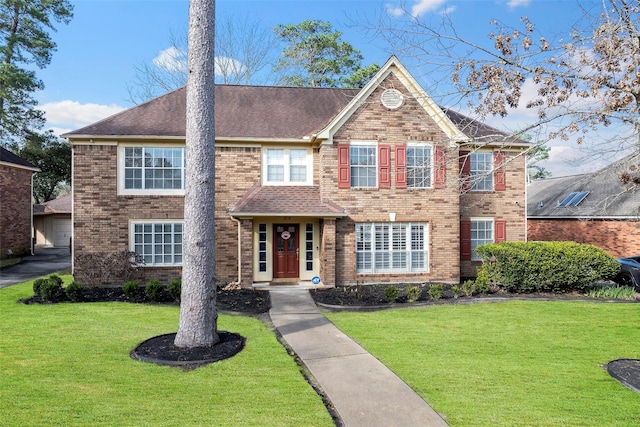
[507,0,531,8]
[387,0,449,17]
[153,46,187,73]
[40,100,125,134]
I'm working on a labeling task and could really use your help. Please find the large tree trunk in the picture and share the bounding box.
[174,0,217,348]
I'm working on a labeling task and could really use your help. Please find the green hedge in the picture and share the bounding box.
[475,241,620,293]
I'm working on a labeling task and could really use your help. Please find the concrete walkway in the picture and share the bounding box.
[269,287,449,427]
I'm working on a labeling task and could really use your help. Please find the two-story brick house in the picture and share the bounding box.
[0,146,39,258]
[65,56,528,287]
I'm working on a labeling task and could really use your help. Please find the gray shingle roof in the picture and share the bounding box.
[527,154,640,218]
[0,146,38,170]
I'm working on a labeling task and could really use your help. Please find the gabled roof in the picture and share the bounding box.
[0,146,38,171]
[527,154,640,219]
[34,194,72,215]
[230,184,346,217]
[442,108,529,147]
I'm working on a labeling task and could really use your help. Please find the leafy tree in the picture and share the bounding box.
[18,130,71,203]
[174,0,218,348]
[274,20,379,88]
[127,14,277,104]
[527,144,551,182]
[372,1,640,176]
[0,0,73,146]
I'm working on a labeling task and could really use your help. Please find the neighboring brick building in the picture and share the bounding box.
[0,147,39,258]
[65,57,529,287]
[528,154,640,258]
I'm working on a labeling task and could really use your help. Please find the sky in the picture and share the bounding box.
[35,0,619,177]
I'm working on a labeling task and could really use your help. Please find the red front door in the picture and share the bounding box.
[273,224,299,278]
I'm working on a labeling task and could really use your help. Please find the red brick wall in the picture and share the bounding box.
[0,164,33,258]
[528,218,640,258]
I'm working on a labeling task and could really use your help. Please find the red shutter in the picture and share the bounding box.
[434,145,446,189]
[460,220,472,261]
[459,150,471,191]
[338,144,350,188]
[495,220,506,243]
[494,151,506,191]
[379,144,391,188]
[395,145,407,188]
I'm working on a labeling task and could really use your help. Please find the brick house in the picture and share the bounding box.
[64,56,528,287]
[528,154,640,258]
[0,146,39,258]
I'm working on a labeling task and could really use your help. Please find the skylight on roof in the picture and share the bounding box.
[558,191,589,207]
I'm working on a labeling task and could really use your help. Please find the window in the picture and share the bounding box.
[132,222,183,266]
[407,144,432,188]
[470,152,493,191]
[124,147,184,190]
[264,148,309,184]
[350,145,377,188]
[356,222,428,273]
[471,219,493,260]
[305,223,314,271]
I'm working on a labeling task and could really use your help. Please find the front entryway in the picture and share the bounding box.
[273,224,299,278]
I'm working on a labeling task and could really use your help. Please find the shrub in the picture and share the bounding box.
[587,285,636,300]
[475,241,620,294]
[145,279,165,302]
[40,279,65,302]
[48,274,63,286]
[122,281,139,300]
[462,280,475,297]
[33,278,47,296]
[65,282,84,302]
[473,270,491,294]
[428,284,444,300]
[406,285,422,303]
[385,285,399,303]
[167,279,181,302]
[451,285,460,298]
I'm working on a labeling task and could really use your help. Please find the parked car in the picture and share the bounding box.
[617,256,640,290]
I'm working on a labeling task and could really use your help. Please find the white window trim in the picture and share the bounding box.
[470,217,494,261]
[470,151,494,192]
[349,140,378,189]
[261,147,312,186]
[130,219,184,267]
[406,142,434,189]
[118,145,186,196]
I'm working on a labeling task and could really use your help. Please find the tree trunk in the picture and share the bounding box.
[174,0,218,348]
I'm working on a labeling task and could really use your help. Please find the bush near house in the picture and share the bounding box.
[475,241,620,293]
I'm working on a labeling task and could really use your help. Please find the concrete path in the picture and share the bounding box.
[0,247,71,288]
[269,288,449,427]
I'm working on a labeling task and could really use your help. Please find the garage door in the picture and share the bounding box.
[53,218,72,247]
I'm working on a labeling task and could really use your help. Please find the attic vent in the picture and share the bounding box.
[381,88,403,109]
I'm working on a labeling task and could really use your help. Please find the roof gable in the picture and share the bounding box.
[0,147,38,171]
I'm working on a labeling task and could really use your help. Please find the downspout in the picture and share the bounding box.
[227,215,242,288]
[30,172,35,255]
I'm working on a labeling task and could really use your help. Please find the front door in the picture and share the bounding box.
[273,224,299,278]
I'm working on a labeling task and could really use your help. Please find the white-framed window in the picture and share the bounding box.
[470,152,493,191]
[355,222,428,274]
[263,148,310,185]
[407,143,433,188]
[131,221,183,266]
[471,219,493,260]
[119,146,185,195]
[350,143,377,188]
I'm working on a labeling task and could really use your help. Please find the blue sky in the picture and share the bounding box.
[37,0,605,176]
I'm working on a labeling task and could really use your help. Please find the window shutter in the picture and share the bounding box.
[495,220,506,243]
[459,150,471,191]
[379,144,391,188]
[338,144,350,188]
[395,145,407,188]
[494,151,506,191]
[434,145,446,189]
[460,220,472,261]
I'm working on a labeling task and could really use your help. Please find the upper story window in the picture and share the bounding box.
[407,144,433,188]
[120,146,185,195]
[470,152,493,191]
[263,148,311,185]
[350,144,377,188]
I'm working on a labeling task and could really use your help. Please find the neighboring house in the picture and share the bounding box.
[0,146,39,258]
[527,154,640,257]
[33,194,72,248]
[64,56,528,287]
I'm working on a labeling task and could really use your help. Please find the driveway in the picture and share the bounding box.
[0,247,71,289]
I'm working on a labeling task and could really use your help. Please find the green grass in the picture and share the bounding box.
[0,278,333,427]
[326,302,640,427]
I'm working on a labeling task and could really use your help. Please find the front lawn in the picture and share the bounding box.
[326,301,640,427]
[0,279,333,427]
